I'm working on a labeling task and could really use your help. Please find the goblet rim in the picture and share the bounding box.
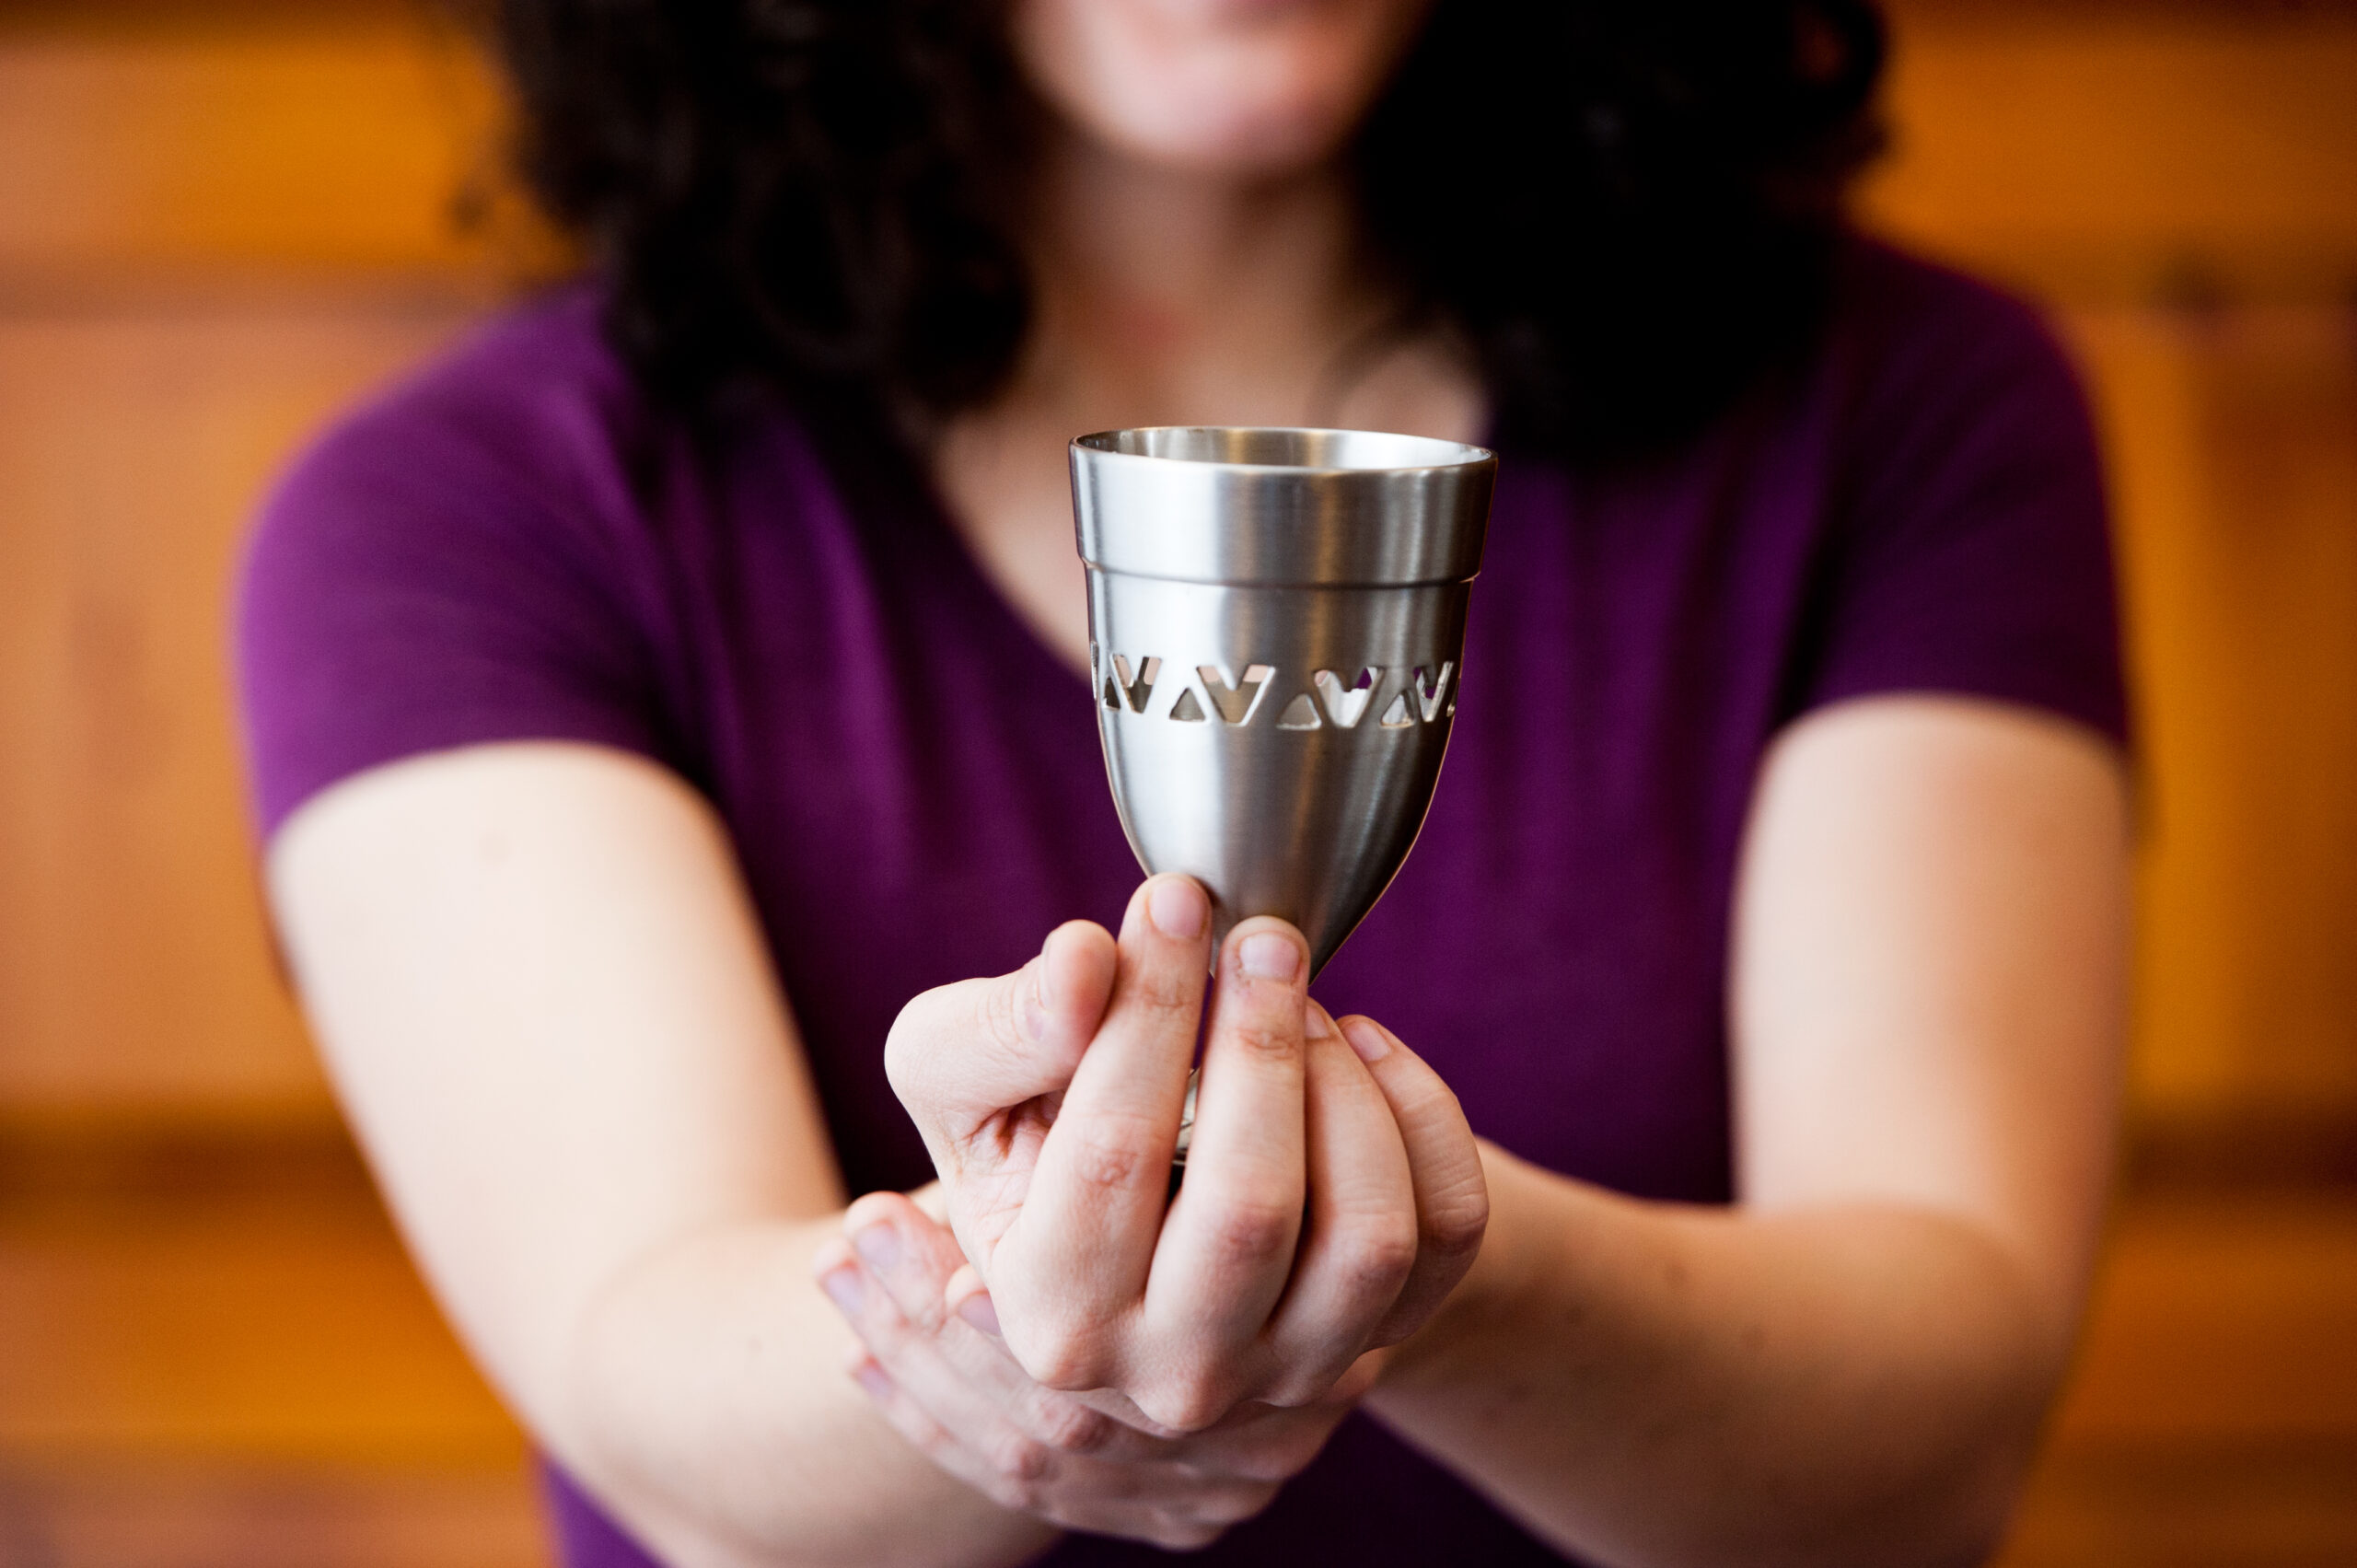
[1072,424,1494,478]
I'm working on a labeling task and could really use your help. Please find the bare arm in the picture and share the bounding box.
[269,743,1052,1568]
[1366,696,2131,1567]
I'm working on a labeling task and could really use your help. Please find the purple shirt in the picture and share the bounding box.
[238,238,2125,1567]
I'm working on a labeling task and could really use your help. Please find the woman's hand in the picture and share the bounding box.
[816,1190,1370,1550]
[880,874,1488,1434]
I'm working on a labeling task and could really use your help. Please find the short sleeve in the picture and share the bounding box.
[1802,256,2131,747]
[236,312,671,839]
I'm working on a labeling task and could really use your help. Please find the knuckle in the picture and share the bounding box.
[1057,1117,1155,1195]
[1009,1326,1104,1393]
[1033,1396,1115,1455]
[987,1432,1053,1485]
[985,1475,1039,1515]
[1125,958,1206,1020]
[1222,1016,1299,1066]
[1341,1215,1422,1293]
[1201,1198,1297,1272]
[1136,1377,1230,1435]
[1423,1184,1492,1261]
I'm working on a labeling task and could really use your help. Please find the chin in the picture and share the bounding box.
[1016,0,1429,178]
[1117,86,1364,177]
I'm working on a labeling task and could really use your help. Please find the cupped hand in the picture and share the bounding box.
[878,874,1489,1436]
[816,1190,1364,1550]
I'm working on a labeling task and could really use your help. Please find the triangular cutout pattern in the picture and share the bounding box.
[1196,663,1272,725]
[1275,692,1324,730]
[1378,691,1413,728]
[1313,668,1376,728]
[1413,662,1455,722]
[1169,687,1207,723]
[1111,655,1160,714]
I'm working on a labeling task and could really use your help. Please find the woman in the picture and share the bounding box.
[238,1,2131,1564]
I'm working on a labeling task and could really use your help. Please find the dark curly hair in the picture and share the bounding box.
[483,0,1886,459]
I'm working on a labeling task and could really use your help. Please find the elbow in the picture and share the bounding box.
[1806,1357,2063,1568]
[1727,1290,2077,1568]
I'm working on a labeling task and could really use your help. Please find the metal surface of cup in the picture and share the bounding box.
[1072,427,1497,975]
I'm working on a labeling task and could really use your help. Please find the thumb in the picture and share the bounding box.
[884,919,1117,1142]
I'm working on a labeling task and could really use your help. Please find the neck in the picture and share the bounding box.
[1016,131,1382,427]
[926,128,1482,679]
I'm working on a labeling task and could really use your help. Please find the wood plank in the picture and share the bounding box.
[1998,1438,2357,1568]
[9,1124,2352,1566]
[1,3,2353,307]
[0,20,555,295]
[1867,7,2357,303]
[2054,1192,2357,1444]
[0,1128,519,1464]
[0,304,473,1116]
[0,1127,540,1561]
[0,1462,550,1568]
[2066,307,2357,1124]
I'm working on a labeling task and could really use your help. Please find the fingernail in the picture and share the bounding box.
[1149,877,1207,940]
[956,1292,1003,1337]
[820,1266,864,1316]
[1341,1016,1392,1063]
[852,1359,894,1401]
[853,1223,900,1272]
[1239,932,1300,982]
[1306,1004,1334,1040]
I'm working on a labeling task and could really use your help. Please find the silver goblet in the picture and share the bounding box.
[1071,426,1497,981]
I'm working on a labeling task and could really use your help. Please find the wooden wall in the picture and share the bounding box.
[1,0,2352,1140]
[1859,1,2357,1136]
[0,0,540,1122]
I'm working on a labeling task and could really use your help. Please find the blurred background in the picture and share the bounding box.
[0,0,2351,1563]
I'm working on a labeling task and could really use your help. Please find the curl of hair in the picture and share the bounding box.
[486,0,1885,459]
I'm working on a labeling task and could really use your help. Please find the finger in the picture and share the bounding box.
[1137,916,1313,1426]
[1258,1005,1418,1401]
[993,876,1213,1384]
[849,1201,1158,1465]
[819,1237,1074,1504]
[1337,1016,1491,1344]
[1172,1383,1365,1487]
[824,1219,1305,1534]
[842,1345,1051,1516]
[842,1190,967,1331]
[848,1342,1260,1548]
[884,921,1117,1153]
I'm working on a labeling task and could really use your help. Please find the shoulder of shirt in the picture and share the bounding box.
[1827,234,2084,404]
[261,282,835,549]
[271,284,650,515]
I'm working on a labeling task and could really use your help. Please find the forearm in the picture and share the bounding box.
[554,1214,1055,1568]
[1367,1143,2072,1568]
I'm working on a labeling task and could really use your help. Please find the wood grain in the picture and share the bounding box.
[0,14,558,296]
[0,304,472,1115]
[2070,306,2357,1126]
[1864,8,2357,304]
